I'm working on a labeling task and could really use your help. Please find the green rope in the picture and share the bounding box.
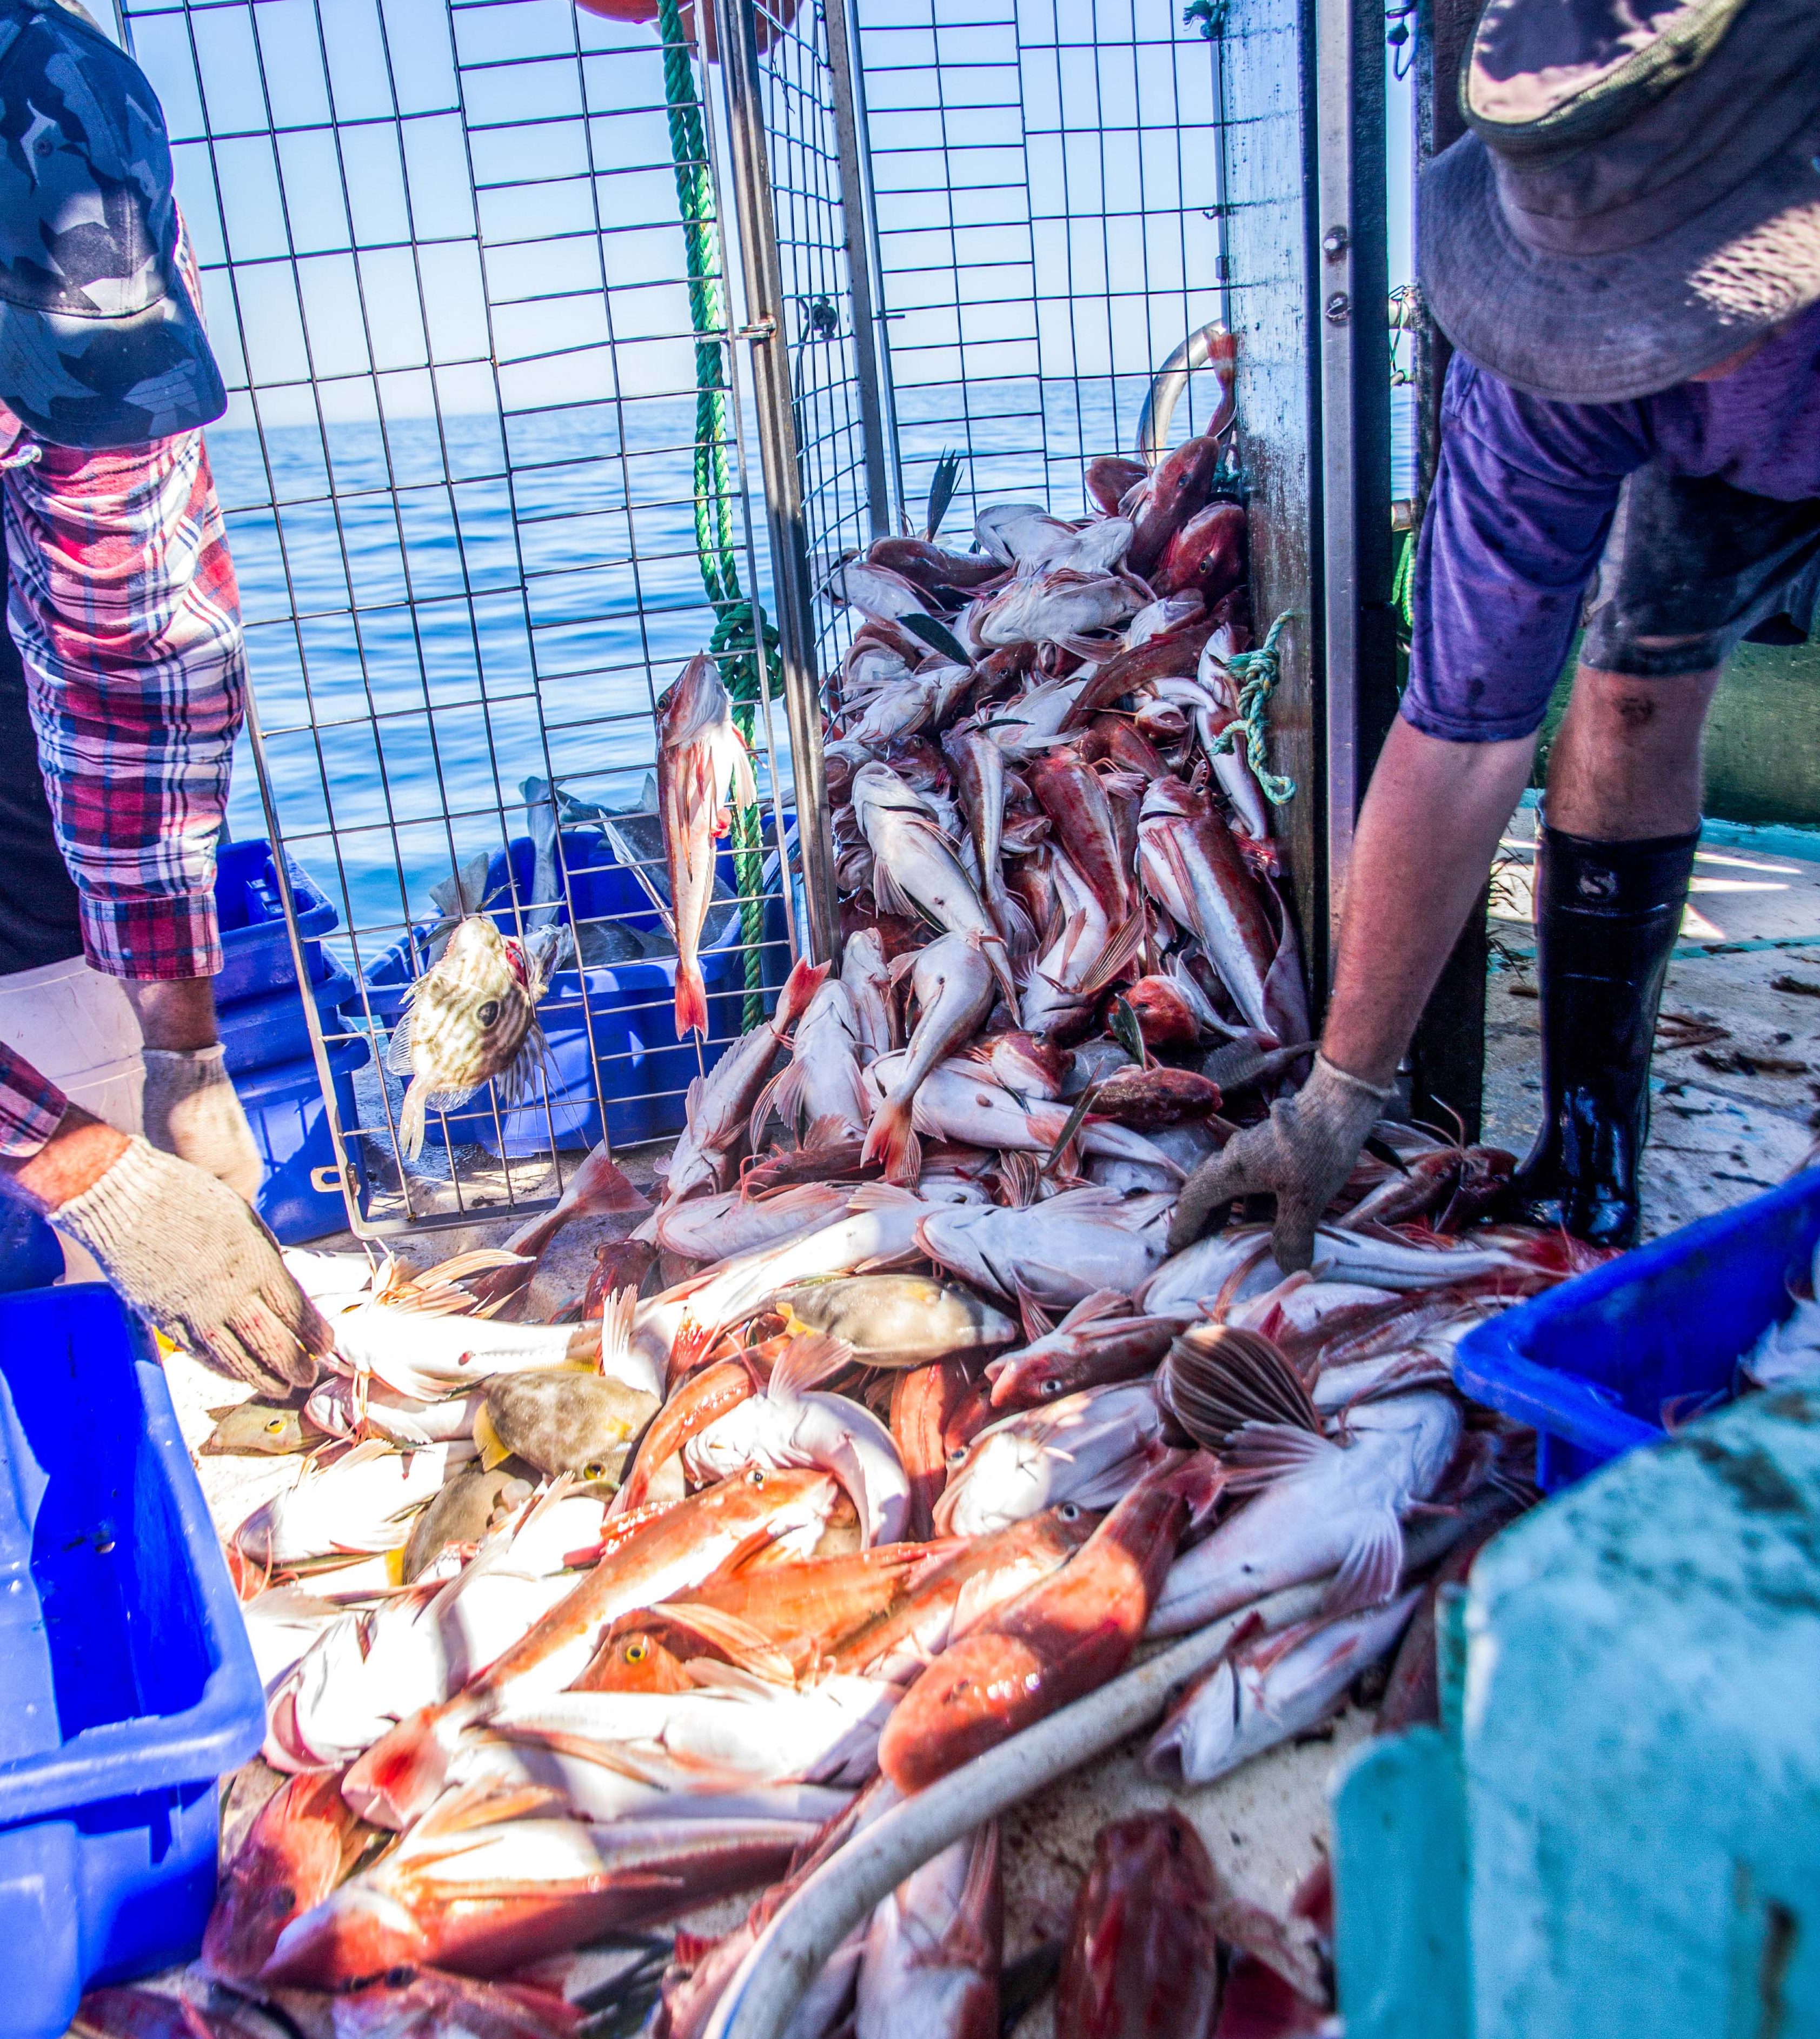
[655,0,767,1028]
[1391,527,1416,642]
[1210,610,1296,806]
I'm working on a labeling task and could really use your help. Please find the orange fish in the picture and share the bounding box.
[876,1456,1209,1792]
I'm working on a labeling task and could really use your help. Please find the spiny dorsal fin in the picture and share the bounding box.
[1161,1323,1321,1451]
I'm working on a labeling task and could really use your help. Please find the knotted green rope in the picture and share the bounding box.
[1209,609,1296,806]
[655,0,768,1027]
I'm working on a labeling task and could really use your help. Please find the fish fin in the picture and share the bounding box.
[473,1403,513,1471]
[1057,1289,1131,1333]
[1221,1422,1337,1489]
[802,1113,858,1155]
[1161,1323,1319,1451]
[667,1317,720,1384]
[661,1603,796,1685]
[770,1331,856,1400]
[1011,1278,1054,1345]
[845,1181,927,1213]
[682,1656,789,1698]
[869,855,918,921]
[676,960,710,1041]
[341,1706,457,1831]
[1325,1509,1404,1616]
[748,1065,795,1153]
[1079,906,1151,999]
[862,1097,920,1187]
[731,735,759,812]
[776,957,833,1030]
[597,1285,640,1379]
[886,948,921,991]
[384,1012,416,1076]
[992,882,1040,962]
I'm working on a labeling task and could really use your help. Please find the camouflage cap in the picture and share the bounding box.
[0,0,223,449]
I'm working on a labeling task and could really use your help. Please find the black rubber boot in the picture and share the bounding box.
[1507,820,1699,1249]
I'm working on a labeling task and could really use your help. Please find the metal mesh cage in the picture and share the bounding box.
[110,0,1359,1243]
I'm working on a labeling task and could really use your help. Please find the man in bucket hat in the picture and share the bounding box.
[1174,0,1820,1263]
[0,0,330,1389]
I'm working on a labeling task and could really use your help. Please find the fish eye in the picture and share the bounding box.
[747,1467,767,1486]
[583,1462,606,1480]
[264,1417,286,1432]
[625,1640,649,1663]
[1039,1380,1063,1398]
[476,999,501,1027]
[1058,1503,1080,1521]
[946,1446,967,1465]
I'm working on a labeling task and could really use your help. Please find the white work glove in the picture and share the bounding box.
[50,1137,330,1394]
[1168,1053,1393,1272]
[141,1044,264,1203]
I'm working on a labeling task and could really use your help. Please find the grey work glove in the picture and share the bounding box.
[142,1044,264,1203]
[1168,1052,1394,1272]
[50,1137,331,1394]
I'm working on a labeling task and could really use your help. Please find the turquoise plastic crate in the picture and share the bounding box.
[0,1285,264,2037]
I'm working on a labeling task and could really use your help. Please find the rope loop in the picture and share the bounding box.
[1210,609,1296,806]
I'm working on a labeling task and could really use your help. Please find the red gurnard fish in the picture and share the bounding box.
[1055,1812,1225,2039]
[201,1767,368,1980]
[876,1457,1206,1790]
[657,654,757,1039]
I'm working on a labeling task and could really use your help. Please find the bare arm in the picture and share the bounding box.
[1321,716,1538,1086]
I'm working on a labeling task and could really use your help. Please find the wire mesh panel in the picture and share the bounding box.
[122,0,806,1233]
[833,0,1325,938]
[849,0,1236,530]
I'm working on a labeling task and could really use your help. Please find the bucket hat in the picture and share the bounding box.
[1420,0,1820,403]
[0,0,224,449]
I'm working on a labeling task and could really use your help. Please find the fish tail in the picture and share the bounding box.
[862,1097,921,1187]
[397,1080,428,1161]
[341,1705,457,1831]
[675,958,710,1040]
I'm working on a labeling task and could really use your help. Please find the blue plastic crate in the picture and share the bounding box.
[0,1204,62,1296]
[214,838,338,1008]
[1454,1171,1820,1491]
[364,826,781,1159]
[219,951,356,1077]
[0,1284,265,2037]
[238,1033,370,1244]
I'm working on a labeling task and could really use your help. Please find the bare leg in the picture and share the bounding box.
[123,975,220,1052]
[1544,663,1721,839]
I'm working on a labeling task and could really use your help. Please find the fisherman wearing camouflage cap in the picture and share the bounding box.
[1175,0,1820,1263]
[0,0,330,1390]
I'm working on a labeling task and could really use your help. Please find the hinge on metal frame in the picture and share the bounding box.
[737,316,778,340]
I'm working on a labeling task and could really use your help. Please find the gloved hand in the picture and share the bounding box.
[49,1136,331,1393]
[1168,1052,1393,1271]
[141,1044,264,1203]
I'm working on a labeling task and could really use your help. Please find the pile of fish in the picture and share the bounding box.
[124,424,1629,2039]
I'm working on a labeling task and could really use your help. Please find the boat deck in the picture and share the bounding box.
[161,823,1820,2031]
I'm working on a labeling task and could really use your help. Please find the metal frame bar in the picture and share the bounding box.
[714,0,840,965]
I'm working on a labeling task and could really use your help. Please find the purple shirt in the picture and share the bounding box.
[1403,300,1820,742]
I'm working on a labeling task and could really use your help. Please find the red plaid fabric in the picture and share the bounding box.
[0,1044,68,1159]
[0,221,245,1156]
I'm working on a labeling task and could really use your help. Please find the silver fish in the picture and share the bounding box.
[933,1379,1165,1536]
[752,977,873,1148]
[862,932,997,1184]
[851,764,1016,1005]
[943,729,1038,959]
[657,653,758,1040]
[387,915,553,1160]
[1146,1390,1462,1638]
[916,1187,1174,1310]
[662,957,829,1204]
[856,1824,1000,2039]
[841,926,898,1057]
[1144,1591,1421,1785]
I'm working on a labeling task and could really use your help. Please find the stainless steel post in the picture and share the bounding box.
[1316,0,1360,968]
[713,0,841,966]
[822,0,895,542]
